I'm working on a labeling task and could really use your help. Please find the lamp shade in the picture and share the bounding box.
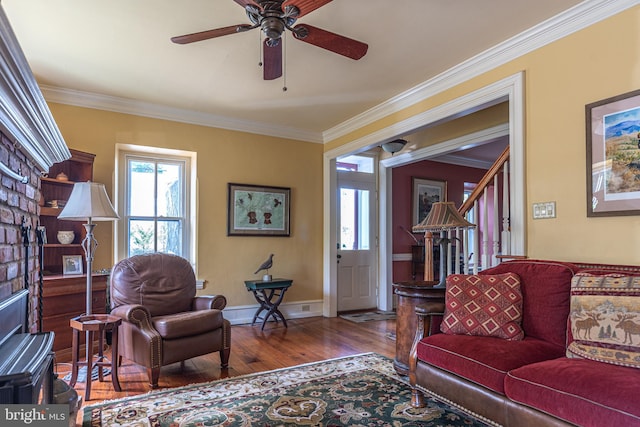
[58,181,119,221]
[412,201,474,232]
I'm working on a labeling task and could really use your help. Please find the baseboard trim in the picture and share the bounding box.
[223,299,324,325]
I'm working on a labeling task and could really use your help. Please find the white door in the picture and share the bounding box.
[337,162,377,312]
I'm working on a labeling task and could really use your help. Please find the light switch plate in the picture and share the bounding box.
[533,201,556,219]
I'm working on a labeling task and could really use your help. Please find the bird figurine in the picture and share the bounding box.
[254,253,274,281]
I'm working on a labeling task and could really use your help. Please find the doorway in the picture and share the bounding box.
[336,155,377,312]
[323,72,525,317]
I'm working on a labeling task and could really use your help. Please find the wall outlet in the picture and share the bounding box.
[301,304,310,312]
[532,201,556,219]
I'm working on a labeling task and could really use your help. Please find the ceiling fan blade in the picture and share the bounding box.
[282,0,333,17]
[171,25,254,44]
[263,39,283,80]
[292,24,368,60]
[233,0,262,9]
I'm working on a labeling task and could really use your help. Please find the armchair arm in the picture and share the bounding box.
[192,295,227,311]
[110,303,162,369]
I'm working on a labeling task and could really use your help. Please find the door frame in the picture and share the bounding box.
[337,165,378,312]
[323,72,525,317]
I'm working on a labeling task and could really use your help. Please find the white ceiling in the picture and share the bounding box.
[3,0,586,143]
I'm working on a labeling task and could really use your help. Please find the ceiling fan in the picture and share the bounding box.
[171,0,368,80]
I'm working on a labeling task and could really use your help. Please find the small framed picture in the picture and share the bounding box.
[62,255,83,275]
[412,178,447,226]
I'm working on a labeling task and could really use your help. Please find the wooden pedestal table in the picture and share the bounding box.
[392,281,445,375]
[244,278,292,330]
[69,314,122,401]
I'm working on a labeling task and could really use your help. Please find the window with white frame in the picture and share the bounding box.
[117,147,195,263]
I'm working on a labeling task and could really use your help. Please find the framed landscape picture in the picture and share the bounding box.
[227,183,291,236]
[586,89,640,216]
[412,178,447,226]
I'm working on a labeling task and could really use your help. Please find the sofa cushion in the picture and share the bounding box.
[152,309,224,339]
[505,357,640,427]
[479,260,579,347]
[567,273,640,368]
[416,333,565,394]
[441,273,524,340]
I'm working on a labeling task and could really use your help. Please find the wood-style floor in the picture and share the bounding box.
[57,316,396,426]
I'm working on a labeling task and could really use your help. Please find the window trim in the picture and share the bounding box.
[115,144,197,270]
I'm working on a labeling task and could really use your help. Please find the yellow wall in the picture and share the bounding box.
[332,6,640,265]
[47,104,324,306]
[45,6,640,310]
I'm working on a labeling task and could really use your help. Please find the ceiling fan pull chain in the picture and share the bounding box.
[258,30,263,67]
[282,32,288,92]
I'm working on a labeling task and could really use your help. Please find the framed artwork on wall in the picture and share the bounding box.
[412,178,447,226]
[586,88,640,217]
[227,183,291,236]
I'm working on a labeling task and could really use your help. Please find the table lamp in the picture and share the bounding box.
[58,181,119,315]
[412,201,475,287]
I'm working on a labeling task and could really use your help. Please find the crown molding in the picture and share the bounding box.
[323,0,637,143]
[40,85,323,144]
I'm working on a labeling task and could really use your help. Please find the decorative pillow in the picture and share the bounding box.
[441,273,524,340]
[567,273,640,369]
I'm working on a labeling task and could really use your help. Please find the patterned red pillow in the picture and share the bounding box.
[441,273,524,340]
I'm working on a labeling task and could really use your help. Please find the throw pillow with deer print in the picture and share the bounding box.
[567,273,640,369]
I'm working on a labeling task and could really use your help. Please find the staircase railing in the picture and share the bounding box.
[447,145,511,274]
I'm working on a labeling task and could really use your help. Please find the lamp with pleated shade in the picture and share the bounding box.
[58,181,119,315]
[412,201,475,287]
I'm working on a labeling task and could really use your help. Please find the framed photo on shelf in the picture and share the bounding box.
[586,89,640,216]
[412,178,447,226]
[62,255,83,275]
[227,183,291,236]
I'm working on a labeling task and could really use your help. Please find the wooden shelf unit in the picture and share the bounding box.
[39,149,107,359]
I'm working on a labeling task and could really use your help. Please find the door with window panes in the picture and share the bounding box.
[336,155,377,312]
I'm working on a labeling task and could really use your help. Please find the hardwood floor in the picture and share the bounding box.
[59,316,397,426]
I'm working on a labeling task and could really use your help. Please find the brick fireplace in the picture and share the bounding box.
[0,130,46,332]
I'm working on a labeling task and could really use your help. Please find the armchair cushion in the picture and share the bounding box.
[152,309,225,340]
[110,252,196,316]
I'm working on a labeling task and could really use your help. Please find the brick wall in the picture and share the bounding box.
[0,130,44,332]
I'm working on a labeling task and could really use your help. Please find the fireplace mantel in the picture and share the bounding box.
[0,4,69,172]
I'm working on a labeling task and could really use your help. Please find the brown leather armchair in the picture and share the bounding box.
[109,253,230,388]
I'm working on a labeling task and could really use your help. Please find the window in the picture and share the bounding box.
[116,146,196,264]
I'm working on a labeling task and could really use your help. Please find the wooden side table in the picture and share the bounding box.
[244,278,292,330]
[69,314,122,401]
[392,281,445,375]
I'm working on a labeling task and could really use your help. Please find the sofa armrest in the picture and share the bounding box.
[192,295,227,311]
[409,301,446,407]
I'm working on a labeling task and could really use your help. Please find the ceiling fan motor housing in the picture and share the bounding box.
[261,16,285,40]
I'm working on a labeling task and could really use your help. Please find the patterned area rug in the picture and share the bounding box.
[83,353,489,426]
[339,310,396,322]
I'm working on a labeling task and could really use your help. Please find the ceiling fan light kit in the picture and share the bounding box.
[171,0,368,82]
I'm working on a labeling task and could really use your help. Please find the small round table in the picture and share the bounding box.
[69,314,122,401]
[244,278,292,330]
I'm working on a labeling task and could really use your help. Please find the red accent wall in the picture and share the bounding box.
[391,160,486,282]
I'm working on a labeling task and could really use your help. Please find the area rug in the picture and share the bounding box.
[339,310,396,322]
[83,353,489,426]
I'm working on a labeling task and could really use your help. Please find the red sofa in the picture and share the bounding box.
[409,259,640,427]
